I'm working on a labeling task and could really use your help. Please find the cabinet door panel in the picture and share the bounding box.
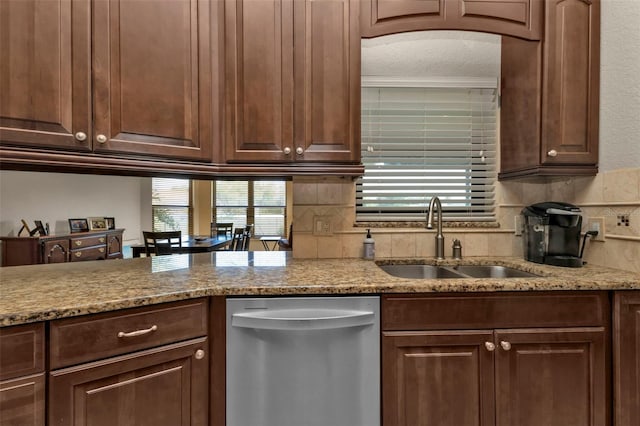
[224,0,293,161]
[614,291,640,426]
[0,0,90,151]
[294,0,359,162]
[42,239,69,264]
[495,328,606,426]
[383,330,495,426]
[92,0,211,160]
[541,0,599,165]
[454,0,542,40]
[49,338,208,426]
[0,374,45,426]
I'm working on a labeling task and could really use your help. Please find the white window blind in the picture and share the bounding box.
[357,77,497,221]
[215,181,249,230]
[152,178,191,233]
[253,181,286,236]
[214,181,287,236]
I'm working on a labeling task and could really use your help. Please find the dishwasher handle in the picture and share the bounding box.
[231,308,375,331]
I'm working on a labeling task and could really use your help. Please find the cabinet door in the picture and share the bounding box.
[294,0,360,162]
[541,0,599,166]
[224,0,294,162]
[360,0,445,37]
[0,374,45,426]
[92,0,213,161]
[494,328,607,426]
[382,330,495,426]
[42,239,69,264]
[49,338,208,426]
[0,0,91,151]
[614,291,640,426]
[106,232,123,259]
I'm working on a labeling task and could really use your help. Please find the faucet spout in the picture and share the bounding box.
[426,196,445,260]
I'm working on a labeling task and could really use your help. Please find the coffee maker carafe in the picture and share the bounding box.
[522,201,585,267]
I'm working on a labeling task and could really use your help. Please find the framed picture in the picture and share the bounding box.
[104,217,116,230]
[69,218,89,233]
[87,217,108,231]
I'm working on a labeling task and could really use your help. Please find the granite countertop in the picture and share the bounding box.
[1,252,638,327]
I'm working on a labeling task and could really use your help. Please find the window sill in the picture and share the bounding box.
[354,221,500,229]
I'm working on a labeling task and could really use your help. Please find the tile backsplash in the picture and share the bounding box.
[291,168,640,273]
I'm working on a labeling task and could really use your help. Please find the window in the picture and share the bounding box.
[152,178,191,233]
[213,181,286,236]
[357,77,497,222]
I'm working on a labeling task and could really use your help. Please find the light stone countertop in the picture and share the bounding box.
[1,252,638,327]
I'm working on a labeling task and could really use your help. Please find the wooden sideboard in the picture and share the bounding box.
[0,229,124,267]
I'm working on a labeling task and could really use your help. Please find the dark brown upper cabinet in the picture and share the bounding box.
[500,0,600,179]
[361,0,543,40]
[1,0,217,162]
[225,0,361,163]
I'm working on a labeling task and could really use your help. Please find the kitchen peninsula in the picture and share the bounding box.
[1,253,638,426]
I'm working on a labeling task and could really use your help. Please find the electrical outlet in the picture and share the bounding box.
[587,217,605,241]
[313,215,333,236]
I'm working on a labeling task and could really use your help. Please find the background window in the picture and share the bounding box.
[152,178,191,233]
[214,180,286,236]
[357,77,497,222]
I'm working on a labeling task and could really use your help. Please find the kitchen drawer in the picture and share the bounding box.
[382,292,609,331]
[50,299,208,369]
[69,245,106,261]
[70,234,107,248]
[0,323,45,381]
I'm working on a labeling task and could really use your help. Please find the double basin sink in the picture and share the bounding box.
[378,264,541,279]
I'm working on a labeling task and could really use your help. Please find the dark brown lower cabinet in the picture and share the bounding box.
[614,291,640,426]
[49,337,208,426]
[0,373,45,426]
[382,331,496,426]
[382,293,609,426]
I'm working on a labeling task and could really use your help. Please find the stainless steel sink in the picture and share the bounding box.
[378,264,465,279]
[378,264,541,279]
[450,265,540,278]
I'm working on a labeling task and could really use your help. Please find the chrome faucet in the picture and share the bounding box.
[426,196,445,260]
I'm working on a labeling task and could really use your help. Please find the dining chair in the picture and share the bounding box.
[278,224,293,251]
[230,228,247,251]
[142,231,182,256]
[211,222,233,238]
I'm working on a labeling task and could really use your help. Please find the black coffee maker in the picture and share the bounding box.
[522,201,593,268]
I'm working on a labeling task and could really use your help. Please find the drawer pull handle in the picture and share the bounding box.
[500,341,512,351]
[485,341,496,351]
[99,237,105,243]
[75,252,82,257]
[99,248,105,253]
[75,241,82,246]
[117,325,158,338]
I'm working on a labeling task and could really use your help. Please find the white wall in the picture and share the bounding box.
[599,0,640,171]
[0,170,149,244]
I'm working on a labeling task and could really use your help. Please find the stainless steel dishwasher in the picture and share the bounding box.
[226,296,380,426]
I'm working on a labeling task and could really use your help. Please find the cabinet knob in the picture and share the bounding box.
[283,147,291,155]
[296,147,304,155]
[75,132,87,141]
[547,149,558,157]
[500,341,512,351]
[485,341,496,351]
[96,134,108,144]
[195,349,205,360]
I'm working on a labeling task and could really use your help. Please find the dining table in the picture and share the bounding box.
[131,235,233,258]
